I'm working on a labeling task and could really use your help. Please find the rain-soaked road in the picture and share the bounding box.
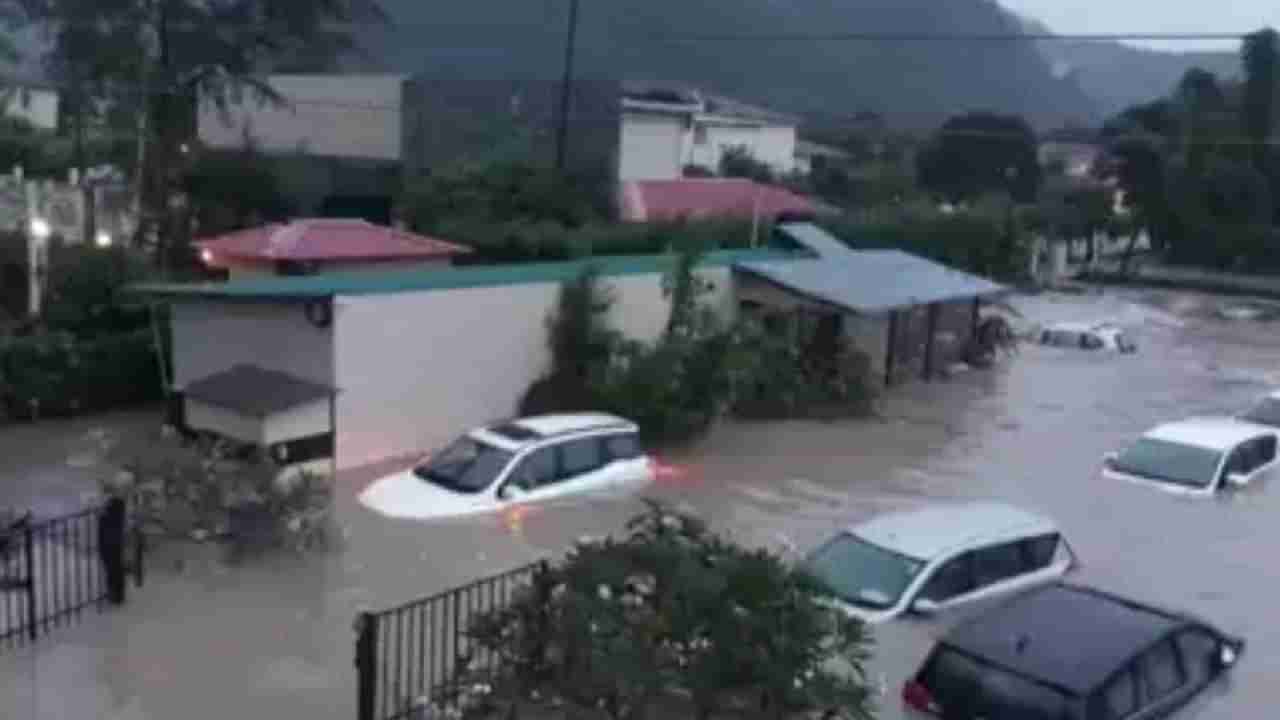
[3,287,1279,719]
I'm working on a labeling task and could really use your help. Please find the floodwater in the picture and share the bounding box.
[2,287,1279,719]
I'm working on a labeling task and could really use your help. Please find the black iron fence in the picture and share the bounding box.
[355,562,542,720]
[0,499,144,650]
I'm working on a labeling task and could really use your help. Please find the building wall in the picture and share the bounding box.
[3,87,59,131]
[618,111,686,181]
[185,399,264,445]
[688,122,796,175]
[332,267,734,469]
[198,75,406,161]
[262,400,332,446]
[170,301,334,390]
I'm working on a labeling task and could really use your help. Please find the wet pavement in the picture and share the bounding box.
[2,287,1279,719]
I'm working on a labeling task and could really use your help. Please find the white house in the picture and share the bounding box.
[2,81,59,131]
[617,86,799,181]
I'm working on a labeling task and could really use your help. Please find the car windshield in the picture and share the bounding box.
[1112,437,1223,489]
[1241,398,1280,428]
[412,436,514,494]
[803,533,925,610]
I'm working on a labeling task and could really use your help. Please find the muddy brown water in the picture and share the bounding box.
[1,288,1277,719]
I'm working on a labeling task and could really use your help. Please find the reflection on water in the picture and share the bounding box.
[4,288,1280,718]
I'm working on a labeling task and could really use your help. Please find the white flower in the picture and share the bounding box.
[590,622,600,634]
[550,583,568,601]
[660,514,681,531]
[794,677,804,689]
[804,669,815,680]
[597,584,613,601]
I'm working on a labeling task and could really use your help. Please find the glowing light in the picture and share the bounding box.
[651,459,688,482]
[199,248,214,265]
[29,217,51,240]
[502,504,532,535]
[95,231,112,248]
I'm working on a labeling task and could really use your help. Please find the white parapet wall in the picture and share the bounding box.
[331,266,735,470]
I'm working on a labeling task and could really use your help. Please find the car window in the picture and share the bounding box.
[803,533,926,610]
[1099,670,1138,719]
[920,553,975,602]
[1081,333,1105,350]
[1141,639,1186,703]
[1253,435,1277,466]
[509,447,558,490]
[1020,534,1060,570]
[1241,398,1280,428]
[412,437,516,494]
[602,432,643,462]
[1176,628,1221,687]
[973,541,1029,587]
[559,437,604,477]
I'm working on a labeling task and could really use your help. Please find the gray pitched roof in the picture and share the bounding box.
[736,222,1005,313]
[184,364,335,418]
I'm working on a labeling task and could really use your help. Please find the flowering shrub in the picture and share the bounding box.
[453,501,874,720]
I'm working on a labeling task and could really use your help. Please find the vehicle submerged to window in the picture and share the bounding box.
[358,413,655,520]
[1103,417,1279,497]
[802,502,1077,624]
[1039,322,1137,353]
[903,583,1244,719]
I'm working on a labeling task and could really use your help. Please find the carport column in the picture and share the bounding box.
[924,302,940,381]
[884,310,898,387]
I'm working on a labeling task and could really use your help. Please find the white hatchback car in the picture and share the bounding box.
[1038,322,1137,353]
[801,502,1078,625]
[1103,417,1279,498]
[359,413,655,520]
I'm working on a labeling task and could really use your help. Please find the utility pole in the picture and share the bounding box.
[554,0,580,172]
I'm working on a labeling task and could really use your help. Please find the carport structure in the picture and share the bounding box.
[738,223,1007,386]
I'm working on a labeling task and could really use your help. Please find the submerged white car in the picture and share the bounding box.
[801,502,1077,625]
[1038,322,1137,353]
[359,413,655,520]
[1103,417,1279,498]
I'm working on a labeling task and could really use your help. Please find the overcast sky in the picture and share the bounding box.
[999,1,1277,51]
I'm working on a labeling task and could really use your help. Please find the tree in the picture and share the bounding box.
[916,113,1041,203]
[1174,68,1228,177]
[184,143,292,235]
[1242,28,1279,169]
[452,501,874,720]
[718,145,775,184]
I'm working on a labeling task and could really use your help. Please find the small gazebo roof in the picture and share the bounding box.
[196,218,471,265]
[184,364,336,418]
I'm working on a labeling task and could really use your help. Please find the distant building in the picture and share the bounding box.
[1038,140,1101,180]
[1,78,59,131]
[617,86,799,181]
[197,74,409,220]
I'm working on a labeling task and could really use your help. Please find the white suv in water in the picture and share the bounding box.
[1103,417,1280,498]
[359,413,656,520]
[802,502,1078,624]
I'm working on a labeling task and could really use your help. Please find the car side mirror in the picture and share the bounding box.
[911,598,940,616]
[1227,472,1251,489]
[498,484,527,502]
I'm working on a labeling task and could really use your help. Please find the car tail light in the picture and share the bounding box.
[902,680,940,715]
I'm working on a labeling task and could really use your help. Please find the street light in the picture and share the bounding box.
[96,231,113,248]
[29,217,51,241]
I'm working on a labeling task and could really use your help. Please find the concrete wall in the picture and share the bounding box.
[332,267,734,469]
[618,111,687,181]
[262,400,332,446]
[185,399,263,445]
[171,301,334,390]
[688,122,796,176]
[198,75,405,161]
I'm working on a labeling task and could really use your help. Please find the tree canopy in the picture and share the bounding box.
[916,113,1042,203]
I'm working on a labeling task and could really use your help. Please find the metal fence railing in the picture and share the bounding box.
[355,562,542,720]
[0,500,144,650]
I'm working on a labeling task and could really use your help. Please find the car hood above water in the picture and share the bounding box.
[358,469,498,520]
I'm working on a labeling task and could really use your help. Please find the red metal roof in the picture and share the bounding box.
[618,178,819,223]
[196,219,471,263]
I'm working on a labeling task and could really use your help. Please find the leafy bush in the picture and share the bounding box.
[0,329,163,419]
[450,501,874,720]
[43,244,154,338]
[403,162,609,233]
[719,145,776,184]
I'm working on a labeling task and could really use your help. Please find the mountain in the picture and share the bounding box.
[356,0,1099,133]
[1012,15,1240,119]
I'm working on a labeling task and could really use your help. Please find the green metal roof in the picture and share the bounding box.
[126,248,797,301]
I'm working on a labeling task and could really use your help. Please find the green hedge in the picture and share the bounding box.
[441,218,758,265]
[0,330,164,420]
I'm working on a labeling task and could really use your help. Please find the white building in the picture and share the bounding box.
[617,87,799,181]
[198,74,406,161]
[2,82,59,131]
